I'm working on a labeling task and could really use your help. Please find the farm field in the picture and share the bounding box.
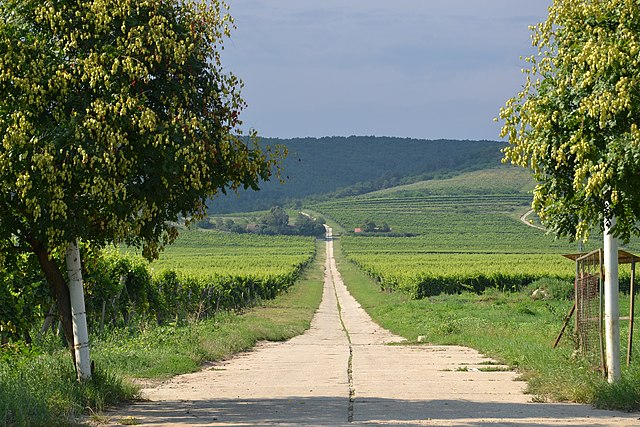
[312,167,639,297]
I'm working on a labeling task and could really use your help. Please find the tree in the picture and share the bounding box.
[0,0,280,378]
[294,213,325,237]
[499,0,640,243]
[361,220,377,233]
[260,206,290,234]
[498,0,640,382]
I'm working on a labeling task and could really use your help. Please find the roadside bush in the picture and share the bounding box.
[0,253,51,344]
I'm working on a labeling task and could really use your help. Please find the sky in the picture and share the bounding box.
[222,0,552,141]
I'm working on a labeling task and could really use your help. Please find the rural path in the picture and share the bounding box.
[110,227,640,426]
[520,209,547,231]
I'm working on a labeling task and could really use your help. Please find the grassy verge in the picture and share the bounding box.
[1,240,325,426]
[333,238,640,411]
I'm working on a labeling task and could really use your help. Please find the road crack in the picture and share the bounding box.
[327,233,355,423]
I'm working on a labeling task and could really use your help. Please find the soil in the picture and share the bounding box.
[104,228,640,426]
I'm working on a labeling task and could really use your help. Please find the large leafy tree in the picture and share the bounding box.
[0,0,279,366]
[499,0,640,243]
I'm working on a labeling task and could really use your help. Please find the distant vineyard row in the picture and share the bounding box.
[342,240,574,296]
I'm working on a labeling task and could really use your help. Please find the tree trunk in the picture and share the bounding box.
[28,237,76,366]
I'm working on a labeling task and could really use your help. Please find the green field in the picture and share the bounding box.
[147,229,316,278]
[313,167,639,297]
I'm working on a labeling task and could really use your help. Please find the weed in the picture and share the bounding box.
[119,416,140,425]
[478,366,511,372]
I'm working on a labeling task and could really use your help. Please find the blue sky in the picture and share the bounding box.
[223,0,551,141]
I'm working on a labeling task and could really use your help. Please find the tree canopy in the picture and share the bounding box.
[0,0,279,354]
[499,0,640,243]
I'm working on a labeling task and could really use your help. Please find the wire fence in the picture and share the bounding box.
[575,249,605,372]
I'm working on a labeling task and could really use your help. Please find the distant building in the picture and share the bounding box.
[354,228,362,233]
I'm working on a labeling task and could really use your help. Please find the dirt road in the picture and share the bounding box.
[111,228,639,426]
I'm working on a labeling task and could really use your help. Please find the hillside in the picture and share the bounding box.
[362,167,535,198]
[207,136,505,213]
[310,166,576,252]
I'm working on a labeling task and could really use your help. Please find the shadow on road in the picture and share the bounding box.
[113,396,638,426]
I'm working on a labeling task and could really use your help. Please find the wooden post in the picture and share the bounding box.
[553,303,576,349]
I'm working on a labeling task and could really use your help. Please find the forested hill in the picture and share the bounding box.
[208,136,505,213]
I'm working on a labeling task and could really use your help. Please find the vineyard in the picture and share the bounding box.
[1,230,316,343]
[147,229,315,277]
[313,167,638,298]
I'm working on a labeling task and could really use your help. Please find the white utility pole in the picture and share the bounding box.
[603,206,621,382]
[66,240,92,380]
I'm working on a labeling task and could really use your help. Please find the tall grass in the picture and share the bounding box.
[0,344,135,426]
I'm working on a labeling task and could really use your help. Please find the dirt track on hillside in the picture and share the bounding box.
[107,227,640,426]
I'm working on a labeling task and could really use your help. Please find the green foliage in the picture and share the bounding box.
[260,206,290,234]
[0,0,279,258]
[210,137,505,213]
[592,364,640,411]
[499,0,640,243]
[82,231,316,328]
[293,213,326,237]
[525,277,574,301]
[201,208,325,236]
[345,249,575,298]
[147,229,316,277]
[0,253,51,342]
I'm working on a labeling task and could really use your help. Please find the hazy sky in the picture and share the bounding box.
[223,1,551,141]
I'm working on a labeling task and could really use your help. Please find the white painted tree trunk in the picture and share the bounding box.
[604,211,621,383]
[66,241,92,380]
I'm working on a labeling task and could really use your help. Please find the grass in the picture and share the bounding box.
[95,240,324,380]
[334,238,640,411]
[0,239,325,426]
[0,346,136,427]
